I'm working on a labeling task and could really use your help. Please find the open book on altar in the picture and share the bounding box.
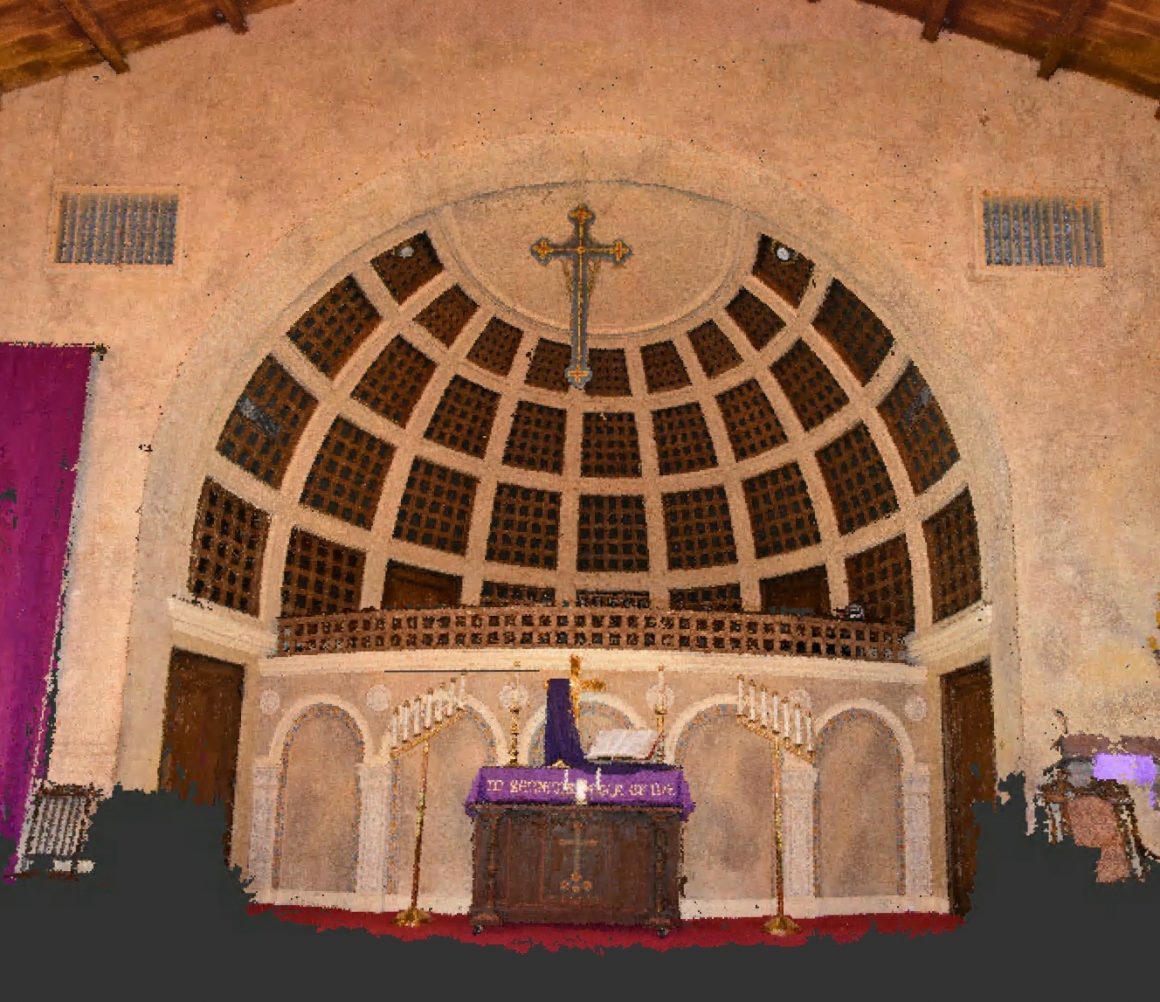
[587,728,660,762]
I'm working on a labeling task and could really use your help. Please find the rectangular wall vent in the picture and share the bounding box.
[981,195,1104,268]
[54,190,179,266]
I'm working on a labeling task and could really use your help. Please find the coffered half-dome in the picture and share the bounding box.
[186,182,982,632]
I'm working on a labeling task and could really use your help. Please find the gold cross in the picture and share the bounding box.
[568,652,605,723]
[530,204,632,390]
[557,819,599,895]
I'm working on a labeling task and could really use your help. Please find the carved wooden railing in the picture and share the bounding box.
[276,606,910,662]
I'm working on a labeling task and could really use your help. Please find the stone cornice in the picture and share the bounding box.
[167,596,278,658]
[905,601,992,672]
[257,646,928,683]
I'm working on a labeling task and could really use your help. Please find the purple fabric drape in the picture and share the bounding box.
[543,678,587,768]
[0,345,92,866]
[542,676,674,774]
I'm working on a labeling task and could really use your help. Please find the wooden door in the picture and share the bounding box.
[760,566,830,616]
[941,661,997,915]
[158,649,245,850]
[381,560,462,608]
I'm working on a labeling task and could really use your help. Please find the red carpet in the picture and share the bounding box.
[249,904,962,954]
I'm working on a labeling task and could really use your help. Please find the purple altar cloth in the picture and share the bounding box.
[465,765,695,819]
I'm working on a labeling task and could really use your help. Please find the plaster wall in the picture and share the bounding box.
[0,0,1154,800]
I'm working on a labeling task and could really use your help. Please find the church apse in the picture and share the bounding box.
[149,180,995,925]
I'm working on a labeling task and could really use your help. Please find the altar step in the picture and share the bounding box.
[249,904,962,952]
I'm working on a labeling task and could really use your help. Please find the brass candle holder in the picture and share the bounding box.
[646,665,674,763]
[388,675,469,928]
[735,674,815,937]
[499,671,529,767]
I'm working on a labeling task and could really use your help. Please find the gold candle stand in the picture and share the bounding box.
[735,675,815,937]
[390,686,468,928]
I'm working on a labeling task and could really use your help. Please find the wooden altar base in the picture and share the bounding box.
[468,803,684,935]
[251,905,963,953]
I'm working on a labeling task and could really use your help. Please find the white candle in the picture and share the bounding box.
[748,682,758,721]
[575,778,588,804]
[412,699,421,737]
[782,700,791,737]
[771,695,781,733]
[737,676,745,715]
[390,708,399,747]
[426,691,435,729]
[806,713,815,752]
[458,674,467,707]
[595,767,603,790]
[793,705,803,746]
[760,688,769,728]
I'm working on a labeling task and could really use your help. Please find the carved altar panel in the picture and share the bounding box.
[470,804,682,932]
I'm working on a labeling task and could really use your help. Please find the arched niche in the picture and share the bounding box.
[674,702,773,903]
[273,704,364,893]
[814,708,903,898]
[388,706,496,905]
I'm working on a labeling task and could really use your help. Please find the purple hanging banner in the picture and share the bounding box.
[0,344,92,867]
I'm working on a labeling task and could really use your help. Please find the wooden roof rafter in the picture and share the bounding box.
[921,0,953,42]
[1038,0,1096,80]
[58,0,129,74]
[215,1,249,34]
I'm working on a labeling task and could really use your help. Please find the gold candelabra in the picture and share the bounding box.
[499,669,529,767]
[646,665,674,763]
[387,675,468,927]
[735,675,815,937]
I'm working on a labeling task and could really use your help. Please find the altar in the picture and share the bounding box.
[465,766,693,935]
[463,665,694,934]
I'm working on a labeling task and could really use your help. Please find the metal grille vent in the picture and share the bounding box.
[982,195,1104,268]
[55,190,179,265]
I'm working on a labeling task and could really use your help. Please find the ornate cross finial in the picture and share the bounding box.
[530,205,632,390]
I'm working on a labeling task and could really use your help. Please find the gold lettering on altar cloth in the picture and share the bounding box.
[492,777,678,799]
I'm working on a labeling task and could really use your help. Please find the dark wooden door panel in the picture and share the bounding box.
[381,560,462,608]
[941,661,997,915]
[158,649,245,843]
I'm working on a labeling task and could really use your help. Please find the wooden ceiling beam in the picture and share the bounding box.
[922,0,952,42]
[216,1,249,34]
[1038,0,1095,80]
[58,0,129,74]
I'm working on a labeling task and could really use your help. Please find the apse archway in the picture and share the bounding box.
[118,134,1019,793]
